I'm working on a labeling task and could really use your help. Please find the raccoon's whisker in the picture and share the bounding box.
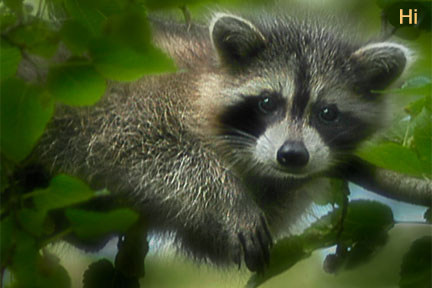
[212,124,258,142]
[245,158,262,176]
[213,138,255,152]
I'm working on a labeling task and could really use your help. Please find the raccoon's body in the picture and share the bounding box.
[31,12,409,272]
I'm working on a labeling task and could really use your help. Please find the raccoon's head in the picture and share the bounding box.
[207,13,410,179]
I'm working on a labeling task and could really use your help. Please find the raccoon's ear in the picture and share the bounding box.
[210,13,266,66]
[350,42,411,92]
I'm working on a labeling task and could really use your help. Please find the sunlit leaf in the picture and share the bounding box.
[405,95,431,116]
[411,108,432,171]
[33,175,95,212]
[0,41,21,81]
[0,78,54,162]
[62,0,126,34]
[103,5,151,51]
[90,37,175,81]
[65,208,139,240]
[402,76,432,91]
[47,61,106,106]
[357,142,427,176]
[382,76,432,96]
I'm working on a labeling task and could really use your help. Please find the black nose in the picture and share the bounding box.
[276,141,309,168]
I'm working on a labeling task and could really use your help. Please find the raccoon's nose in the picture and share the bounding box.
[277,141,309,168]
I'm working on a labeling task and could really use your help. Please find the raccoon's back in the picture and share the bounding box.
[32,73,200,196]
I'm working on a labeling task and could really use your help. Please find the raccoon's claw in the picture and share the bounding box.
[238,216,273,273]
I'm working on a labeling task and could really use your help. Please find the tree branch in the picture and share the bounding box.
[335,156,431,207]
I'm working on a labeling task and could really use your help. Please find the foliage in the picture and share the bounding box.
[248,199,395,287]
[356,78,432,177]
[0,174,138,288]
[399,236,431,288]
[0,0,430,288]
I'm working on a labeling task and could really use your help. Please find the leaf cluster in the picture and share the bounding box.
[1,174,138,288]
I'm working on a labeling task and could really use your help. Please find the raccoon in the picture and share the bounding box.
[30,12,410,272]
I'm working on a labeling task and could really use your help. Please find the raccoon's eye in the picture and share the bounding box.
[258,96,277,114]
[319,105,339,123]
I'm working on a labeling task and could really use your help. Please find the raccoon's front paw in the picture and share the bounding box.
[234,215,273,273]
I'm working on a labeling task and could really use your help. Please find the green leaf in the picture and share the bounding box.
[376,0,398,9]
[383,76,432,96]
[400,236,432,288]
[17,208,47,237]
[384,113,411,143]
[0,10,18,33]
[411,108,432,171]
[62,0,126,35]
[115,219,148,278]
[36,251,71,288]
[3,0,23,16]
[144,0,203,10]
[33,175,95,212]
[357,142,427,177]
[10,230,71,288]
[0,78,54,162]
[90,37,175,81]
[0,216,15,268]
[401,76,432,93]
[65,208,139,240]
[0,41,21,81]
[83,259,141,288]
[83,259,116,288]
[10,231,39,287]
[59,20,92,54]
[248,207,339,287]
[103,5,151,51]
[0,158,12,193]
[405,95,432,117]
[47,61,106,106]
[340,200,394,243]
[249,200,394,287]
[247,236,309,288]
[328,200,394,271]
[8,19,59,58]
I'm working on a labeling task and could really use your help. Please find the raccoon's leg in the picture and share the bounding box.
[229,200,273,272]
[134,154,273,272]
[172,182,273,272]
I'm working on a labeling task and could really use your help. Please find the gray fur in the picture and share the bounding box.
[30,11,409,272]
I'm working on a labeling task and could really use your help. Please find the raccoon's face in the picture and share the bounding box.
[209,13,410,179]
